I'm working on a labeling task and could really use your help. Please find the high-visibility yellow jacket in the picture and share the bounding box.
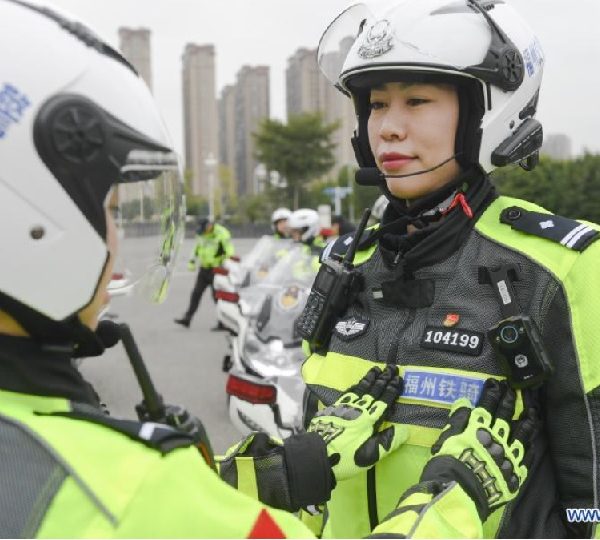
[302,176,600,538]
[189,223,234,269]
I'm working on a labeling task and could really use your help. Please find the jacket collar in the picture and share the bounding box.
[378,171,497,275]
[0,334,101,406]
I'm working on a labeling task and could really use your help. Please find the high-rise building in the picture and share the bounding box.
[182,44,218,197]
[219,85,237,171]
[286,48,321,117]
[117,28,154,211]
[286,42,356,178]
[541,133,573,160]
[234,65,270,196]
[118,28,153,91]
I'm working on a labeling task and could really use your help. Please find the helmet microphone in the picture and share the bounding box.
[355,154,461,186]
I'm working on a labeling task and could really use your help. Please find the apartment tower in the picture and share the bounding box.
[182,44,218,197]
[233,65,270,196]
[118,27,153,91]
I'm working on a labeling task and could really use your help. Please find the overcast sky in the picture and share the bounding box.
[41,0,600,157]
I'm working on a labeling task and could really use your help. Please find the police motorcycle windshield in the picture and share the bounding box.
[253,246,318,346]
[109,150,184,303]
[317,0,531,92]
[240,248,299,319]
[240,236,292,286]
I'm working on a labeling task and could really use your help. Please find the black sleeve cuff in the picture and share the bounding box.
[420,455,489,521]
[283,432,334,510]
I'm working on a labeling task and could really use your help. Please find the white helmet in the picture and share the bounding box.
[288,209,320,243]
[0,0,184,349]
[271,207,291,227]
[318,0,544,174]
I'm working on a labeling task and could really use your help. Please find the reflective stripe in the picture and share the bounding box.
[566,226,594,248]
[561,223,592,248]
[236,457,259,500]
[302,351,385,392]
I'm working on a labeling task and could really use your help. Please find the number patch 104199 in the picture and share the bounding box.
[421,327,484,356]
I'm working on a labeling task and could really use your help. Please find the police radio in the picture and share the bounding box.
[96,320,216,469]
[488,316,553,389]
[297,208,371,352]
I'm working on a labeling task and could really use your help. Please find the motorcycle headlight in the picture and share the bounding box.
[242,335,303,378]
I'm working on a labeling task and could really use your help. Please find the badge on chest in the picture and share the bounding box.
[333,316,370,340]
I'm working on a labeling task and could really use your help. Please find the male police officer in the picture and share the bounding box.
[175,217,234,328]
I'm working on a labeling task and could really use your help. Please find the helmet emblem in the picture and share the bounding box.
[358,19,394,59]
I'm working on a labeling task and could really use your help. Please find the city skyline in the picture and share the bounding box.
[39,0,600,159]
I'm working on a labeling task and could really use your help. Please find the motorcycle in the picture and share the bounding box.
[214,236,292,336]
[225,245,319,439]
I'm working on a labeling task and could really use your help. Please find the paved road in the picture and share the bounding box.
[79,237,257,454]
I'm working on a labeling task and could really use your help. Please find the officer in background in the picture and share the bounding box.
[331,214,356,237]
[288,208,327,251]
[174,217,233,328]
[271,207,292,239]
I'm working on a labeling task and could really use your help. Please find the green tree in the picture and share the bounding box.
[120,197,157,221]
[254,113,339,209]
[215,165,238,219]
[492,154,600,223]
[236,193,271,224]
[181,169,206,217]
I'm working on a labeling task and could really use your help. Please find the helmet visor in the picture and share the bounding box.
[318,3,374,93]
[318,0,502,90]
[107,150,185,304]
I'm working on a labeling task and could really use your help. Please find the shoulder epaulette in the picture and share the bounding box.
[500,206,600,252]
[320,226,379,262]
[45,409,196,455]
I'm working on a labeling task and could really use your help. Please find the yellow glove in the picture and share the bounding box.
[308,366,408,481]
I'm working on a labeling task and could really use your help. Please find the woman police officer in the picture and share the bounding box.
[301,0,600,537]
[0,1,537,537]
